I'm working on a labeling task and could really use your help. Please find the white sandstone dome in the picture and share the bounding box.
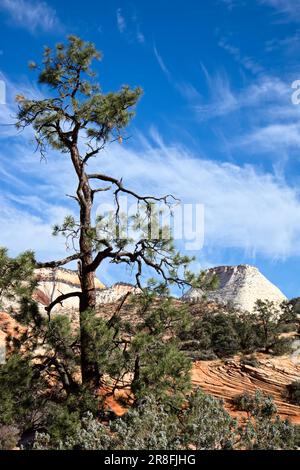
[182,264,287,312]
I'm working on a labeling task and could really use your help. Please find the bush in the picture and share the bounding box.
[240,415,296,450]
[271,338,292,356]
[233,390,277,418]
[286,381,300,405]
[192,350,218,361]
[0,425,19,450]
[32,389,298,451]
[179,301,298,359]
[240,355,260,368]
[181,390,237,449]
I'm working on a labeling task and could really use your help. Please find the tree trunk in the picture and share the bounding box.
[71,144,99,387]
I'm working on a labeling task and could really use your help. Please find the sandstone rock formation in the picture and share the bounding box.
[182,265,287,312]
[96,283,139,304]
[192,355,300,424]
[33,267,105,313]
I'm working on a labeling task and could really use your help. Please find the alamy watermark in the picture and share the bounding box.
[96,197,205,251]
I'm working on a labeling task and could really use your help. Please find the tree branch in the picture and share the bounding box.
[36,254,81,269]
[88,173,179,207]
[45,291,82,315]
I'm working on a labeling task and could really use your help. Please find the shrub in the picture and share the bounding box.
[271,338,292,356]
[0,425,20,450]
[181,390,237,449]
[32,389,298,451]
[286,381,300,405]
[240,355,260,368]
[233,390,277,418]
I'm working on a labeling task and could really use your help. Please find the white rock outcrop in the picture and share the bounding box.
[34,269,137,312]
[33,267,105,312]
[96,283,139,304]
[182,265,287,312]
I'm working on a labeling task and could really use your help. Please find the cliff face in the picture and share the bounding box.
[33,267,106,313]
[96,283,139,304]
[1,264,288,315]
[182,265,287,312]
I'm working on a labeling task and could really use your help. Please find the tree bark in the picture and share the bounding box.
[70,144,99,387]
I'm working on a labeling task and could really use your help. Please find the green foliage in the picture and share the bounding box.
[81,294,192,408]
[233,390,277,418]
[0,247,36,308]
[0,354,46,430]
[110,396,179,450]
[181,390,237,449]
[180,300,297,359]
[17,35,142,158]
[33,389,298,450]
[240,415,296,450]
[0,425,19,450]
[286,381,300,405]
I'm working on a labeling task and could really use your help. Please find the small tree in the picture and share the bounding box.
[0,248,35,310]
[16,36,198,387]
[286,381,300,405]
[253,300,294,354]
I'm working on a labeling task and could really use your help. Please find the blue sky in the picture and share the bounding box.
[1,0,300,297]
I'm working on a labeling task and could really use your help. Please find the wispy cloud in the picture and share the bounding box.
[218,35,264,75]
[3,72,300,285]
[265,31,300,52]
[136,25,145,44]
[0,0,62,33]
[237,123,300,152]
[3,114,300,261]
[195,69,291,120]
[219,0,242,10]
[188,67,300,162]
[116,8,145,44]
[153,44,172,81]
[116,8,126,33]
[259,0,300,22]
[96,134,300,259]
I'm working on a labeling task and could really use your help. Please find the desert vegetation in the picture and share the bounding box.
[0,36,300,452]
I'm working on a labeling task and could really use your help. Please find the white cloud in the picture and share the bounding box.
[0,195,71,261]
[196,70,290,120]
[116,8,126,33]
[0,0,62,33]
[218,36,264,75]
[2,69,300,286]
[91,135,300,259]
[116,8,145,44]
[259,0,300,21]
[2,127,300,263]
[153,44,172,81]
[136,26,145,44]
[237,123,300,151]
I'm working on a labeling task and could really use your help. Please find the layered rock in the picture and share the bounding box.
[34,267,105,313]
[192,355,300,424]
[182,265,287,312]
[96,283,139,304]
[33,269,137,313]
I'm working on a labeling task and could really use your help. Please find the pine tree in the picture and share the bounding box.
[16,36,198,387]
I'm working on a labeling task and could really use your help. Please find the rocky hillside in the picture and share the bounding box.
[182,265,287,312]
[32,264,287,315]
[192,355,300,424]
